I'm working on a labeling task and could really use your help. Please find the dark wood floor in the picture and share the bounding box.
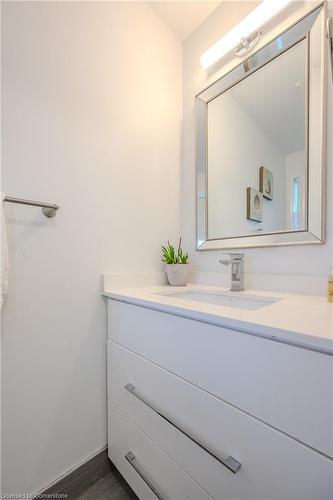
[75,467,138,500]
[44,450,138,500]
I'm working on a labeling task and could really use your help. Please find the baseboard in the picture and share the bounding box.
[42,447,113,498]
[189,270,327,296]
[102,271,167,290]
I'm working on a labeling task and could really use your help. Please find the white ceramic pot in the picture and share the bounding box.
[166,264,189,286]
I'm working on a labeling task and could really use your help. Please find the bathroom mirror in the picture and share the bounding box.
[196,6,326,250]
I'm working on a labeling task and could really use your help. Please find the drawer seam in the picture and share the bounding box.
[109,399,215,500]
[107,339,333,462]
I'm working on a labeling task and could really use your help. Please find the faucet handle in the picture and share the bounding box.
[220,253,244,262]
[231,253,245,260]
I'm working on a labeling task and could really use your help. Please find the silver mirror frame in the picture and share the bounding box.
[196,5,327,251]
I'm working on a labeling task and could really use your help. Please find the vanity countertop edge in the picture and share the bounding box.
[103,284,333,356]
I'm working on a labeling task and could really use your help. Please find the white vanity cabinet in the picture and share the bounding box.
[107,299,333,500]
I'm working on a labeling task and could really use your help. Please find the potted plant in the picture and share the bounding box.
[162,238,189,286]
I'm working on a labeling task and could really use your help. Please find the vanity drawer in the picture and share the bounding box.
[108,401,212,500]
[107,340,333,500]
[108,299,333,457]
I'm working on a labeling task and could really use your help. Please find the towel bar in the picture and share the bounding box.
[4,196,59,218]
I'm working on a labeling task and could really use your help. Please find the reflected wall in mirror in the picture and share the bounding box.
[208,40,306,239]
[196,6,326,250]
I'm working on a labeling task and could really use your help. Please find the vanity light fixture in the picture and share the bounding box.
[200,0,294,70]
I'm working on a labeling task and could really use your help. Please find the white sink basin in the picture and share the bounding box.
[156,289,280,310]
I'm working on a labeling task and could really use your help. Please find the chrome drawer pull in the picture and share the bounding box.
[125,383,241,474]
[125,451,167,500]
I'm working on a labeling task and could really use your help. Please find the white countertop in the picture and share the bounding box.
[103,284,333,355]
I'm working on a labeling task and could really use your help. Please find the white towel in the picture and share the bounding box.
[1,193,9,309]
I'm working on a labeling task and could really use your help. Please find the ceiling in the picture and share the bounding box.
[149,1,221,41]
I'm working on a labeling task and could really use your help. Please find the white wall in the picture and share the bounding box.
[182,0,333,294]
[207,92,285,238]
[1,1,181,493]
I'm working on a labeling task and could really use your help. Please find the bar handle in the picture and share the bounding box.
[125,451,167,500]
[125,383,241,474]
[4,196,59,218]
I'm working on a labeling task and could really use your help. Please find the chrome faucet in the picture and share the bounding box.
[219,253,245,291]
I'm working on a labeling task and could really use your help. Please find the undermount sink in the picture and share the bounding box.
[156,289,280,310]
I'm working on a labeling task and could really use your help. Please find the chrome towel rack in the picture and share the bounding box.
[4,196,59,218]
